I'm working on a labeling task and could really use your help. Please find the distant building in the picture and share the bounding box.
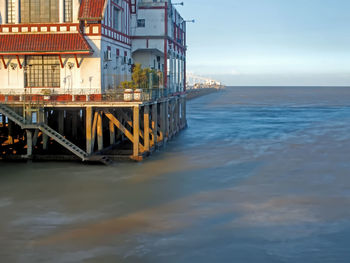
[0,0,186,96]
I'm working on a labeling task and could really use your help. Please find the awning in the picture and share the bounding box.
[0,33,93,55]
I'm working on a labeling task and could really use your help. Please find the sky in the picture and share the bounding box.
[179,0,350,86]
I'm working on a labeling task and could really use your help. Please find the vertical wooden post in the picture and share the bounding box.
[72,110,78,138]
[159,102,165,142]
[178,98,180,129]
[97,112,104,151]
[144,105,150,152]
[174,98,180,133]
[26,130,33,157]
[183,96,187,127]
[152,103,158,144]
[165,100,169,139]
[32,129,39,147]
[169,99,174,138]
[8,120,14,144]
[43,110,49,150]
[86,106,93,155]
[109,116,115,146]
[58,110,64,135]
[133,106,140,159]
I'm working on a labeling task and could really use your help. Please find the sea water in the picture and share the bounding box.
[1,86,350,262]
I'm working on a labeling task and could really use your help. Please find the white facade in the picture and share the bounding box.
[0,0,186,96]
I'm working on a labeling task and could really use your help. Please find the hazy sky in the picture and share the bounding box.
[179,0,350,86]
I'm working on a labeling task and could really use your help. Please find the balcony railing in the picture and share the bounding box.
[0,88,181,105]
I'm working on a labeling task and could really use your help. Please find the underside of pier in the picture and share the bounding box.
[0,95,187,165]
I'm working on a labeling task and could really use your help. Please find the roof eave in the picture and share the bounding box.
[0,51,93,55]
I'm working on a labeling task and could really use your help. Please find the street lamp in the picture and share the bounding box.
[172,2,184,6]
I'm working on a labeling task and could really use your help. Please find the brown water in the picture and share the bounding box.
[1,86,350,262]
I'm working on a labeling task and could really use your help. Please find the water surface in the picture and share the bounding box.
[1,86,350,262]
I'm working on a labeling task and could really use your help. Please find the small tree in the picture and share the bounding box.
[119,81,135,90]
[130,64,160,89]
[141,68,151,89]
[132,63,143,88]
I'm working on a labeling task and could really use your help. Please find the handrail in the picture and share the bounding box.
[0,88,184,104]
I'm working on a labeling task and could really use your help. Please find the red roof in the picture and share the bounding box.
[79,0,107,20]
[0,33,93,55]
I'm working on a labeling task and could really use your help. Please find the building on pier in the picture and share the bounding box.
[0,0,186,96]
[0,0,187,163]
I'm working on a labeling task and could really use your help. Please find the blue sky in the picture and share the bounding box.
[179,0,350,86]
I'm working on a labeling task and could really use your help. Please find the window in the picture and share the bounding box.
[20,0,59,23]
[64,0,73,22]
[113,7,120,30]
[6,0,16,24]
[25,56,60,88]
[137,19,145,28]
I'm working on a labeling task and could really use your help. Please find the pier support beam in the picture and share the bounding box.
[26,130,33,157]
[58,111,64,135]
[169,100,174,138]
[152,103,158,145]
[144,105,150,152]
[8,120,14,144]
[133,106,140,160]
[72,110,78,139]
[43,111,49,150]
[109,118,115,145]
[159,102,165,143]
[175,97,180,133]
[165,100,169,139]
[97,112,104,151]
[86,107,93,155]
[180,96,186,128]
[32,129,39,147]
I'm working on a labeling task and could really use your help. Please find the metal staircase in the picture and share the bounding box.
[0,104,26,127]
[0,104,88,161]
[37,124,88,160]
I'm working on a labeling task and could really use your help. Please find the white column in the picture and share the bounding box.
[59,0,64,23]
[0,1,5,24]
[15,0,20,24]
[73,0,80,22]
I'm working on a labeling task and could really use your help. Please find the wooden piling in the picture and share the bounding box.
[72,110,78,138]
[133,106,140,159]
[97,111,103,151]
[43,110,48,150]
[159,101,165,142]
[86,106,92,155]
[58,110,64,135]
[165,100,169,139]
[8,120,14,144]
[109,116,116,145]
[144,105,150,152]
[152,103,158,146]
[26,130,32,157]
